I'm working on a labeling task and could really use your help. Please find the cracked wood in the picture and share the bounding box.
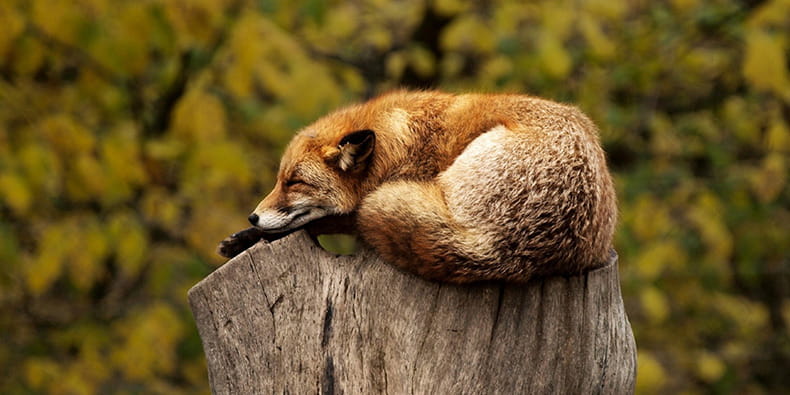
[188,231,637,394]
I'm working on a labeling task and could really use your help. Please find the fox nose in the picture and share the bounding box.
[248,213,259,226]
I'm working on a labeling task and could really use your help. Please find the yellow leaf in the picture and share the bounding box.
[224,63,254,99]
[141,188,183,234]
[630,195,673,241]
[683,48,728,78]
[223,16,265,98]
[649,113,682,157]
[185,201,239,262]
[713,293,769,337]
[367,27,393,51]
[31,0,79,44]
[66,155,107,201]
[492,3,529,32]
[26,225,70,295]
[579,16,615,60]
[434,0,470,16]
[256,61,290,98]
[541,3,575,40]
[171,90,228,142]
[67,220,109,292]
[279,66,340,118]
[110,3,152,74]
[76,69,126,112]
[748,0,790,28]
[386,51,407,79]
[24,357,60,390]
[440,52,465,79]
[538,34,572,79]
[696,351,726,383]
[687,192,733,265]
[147,245,193,294]
[19,143,61,197]
[0,171,32,215]
[765,116,790,152]
[339,67,366,94]
[440,16,495,53]
[109,212,148,277]
[481,56,513,82]
[37,114,96,156]
[0,2,25,59]
[11,36,46,76]
[112,303,185,380]
[583,0,627,20]
[164,0,227,49]
[635,241,685,281]
[640,286,670,324]
[323,4,359,40]
[636,351,667,394]
[181,141,252,197]
[722,341,748,361]
[145,137,185,160]
[100,123,147,204]
[722,96,761,147]
[742,30,790,98]
[58,365,93,395]
[119,227,147,278]
[748,153,787,203]
[408,45,436,78]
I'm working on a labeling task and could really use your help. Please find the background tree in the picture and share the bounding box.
[0,0,787,393]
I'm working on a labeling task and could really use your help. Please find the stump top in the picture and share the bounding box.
[189,231,636,394]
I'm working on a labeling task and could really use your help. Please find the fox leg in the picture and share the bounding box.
[218,214,358,259]
[217,226,268,258]
[356,180,505,283]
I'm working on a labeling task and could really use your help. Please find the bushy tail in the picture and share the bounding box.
[356,181,524,283]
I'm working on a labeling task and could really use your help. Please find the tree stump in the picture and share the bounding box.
[188,231,637,394]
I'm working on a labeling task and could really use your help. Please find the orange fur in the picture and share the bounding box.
[241,90,617,283]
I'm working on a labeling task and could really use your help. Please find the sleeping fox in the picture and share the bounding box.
[218,90,617,283]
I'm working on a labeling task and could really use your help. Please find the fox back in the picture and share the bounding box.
[244,90,617,283]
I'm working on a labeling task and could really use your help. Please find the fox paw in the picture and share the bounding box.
[216,227,266,259]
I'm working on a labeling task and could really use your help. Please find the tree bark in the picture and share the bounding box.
[188,231,637,394]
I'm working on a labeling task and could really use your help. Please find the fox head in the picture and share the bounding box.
[248,128,375,233]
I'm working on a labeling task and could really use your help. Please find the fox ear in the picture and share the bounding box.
[336,129,375,172]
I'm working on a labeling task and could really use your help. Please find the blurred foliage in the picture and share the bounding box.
[0,0,788,393]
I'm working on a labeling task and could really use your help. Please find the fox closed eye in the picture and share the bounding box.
[285,179,311,187]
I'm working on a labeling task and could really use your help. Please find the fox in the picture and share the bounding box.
[218,90,617,283]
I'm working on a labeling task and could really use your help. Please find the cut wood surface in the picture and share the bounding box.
[188,231,637,394]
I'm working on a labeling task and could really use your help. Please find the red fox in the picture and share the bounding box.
[218,90,617,283]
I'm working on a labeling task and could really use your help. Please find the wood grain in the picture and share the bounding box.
[189,231,636,394]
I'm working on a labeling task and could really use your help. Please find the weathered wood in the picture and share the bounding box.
[189,231,637,394]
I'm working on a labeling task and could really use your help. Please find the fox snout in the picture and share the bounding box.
[248,204,328,234]
[248,207,293,232]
